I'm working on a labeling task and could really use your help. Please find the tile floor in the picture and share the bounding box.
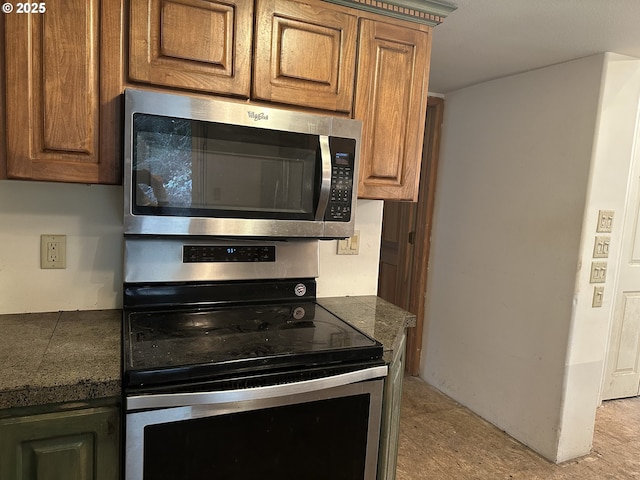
[396,375,640,479]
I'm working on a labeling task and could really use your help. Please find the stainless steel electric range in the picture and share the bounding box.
[122,237,387,480]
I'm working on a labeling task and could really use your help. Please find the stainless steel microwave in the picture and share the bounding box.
[123,89,361,238]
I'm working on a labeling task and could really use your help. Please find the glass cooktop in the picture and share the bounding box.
[123,301,382,388]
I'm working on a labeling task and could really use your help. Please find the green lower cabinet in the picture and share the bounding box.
[378,330,407,480]
[0,406,119,480]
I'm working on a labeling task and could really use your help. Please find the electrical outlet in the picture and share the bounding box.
[41,235,66,269]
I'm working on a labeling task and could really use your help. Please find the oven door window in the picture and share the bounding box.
[132,113,319,220]
[145,395,368,480]
[126,379,383,480]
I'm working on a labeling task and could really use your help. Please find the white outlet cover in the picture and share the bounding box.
[40,234,67,269]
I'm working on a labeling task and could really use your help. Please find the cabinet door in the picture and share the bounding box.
[378,331,406,480]
[254,0,357,112]
[355,20,431,201]
[0,19,5,180]
[130,0,253,97]
[4,0,123,184]
[0,406,120,480]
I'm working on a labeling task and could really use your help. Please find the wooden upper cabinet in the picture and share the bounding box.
[4,0,123,184]
[129,0,253,97]
[253,0,357,112]
[355,19,431,201]
[0,22,5,180]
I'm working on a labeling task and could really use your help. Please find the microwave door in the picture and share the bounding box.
[315,135,332,221]
[124,88,360,238]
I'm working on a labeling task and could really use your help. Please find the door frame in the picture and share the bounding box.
[405,96,444,375]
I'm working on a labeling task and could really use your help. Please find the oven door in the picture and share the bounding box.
[125,367,386,480]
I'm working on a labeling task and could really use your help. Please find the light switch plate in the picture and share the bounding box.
[592,286,604,308]
[589,261,607,283]
[593,236,611,258]
[596,210,614,233]
[337,231,360,255]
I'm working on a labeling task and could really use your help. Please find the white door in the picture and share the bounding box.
[602,164,640,399]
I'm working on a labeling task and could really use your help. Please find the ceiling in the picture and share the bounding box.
[428,0,640,93]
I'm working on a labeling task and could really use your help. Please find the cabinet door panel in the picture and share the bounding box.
[378,331,406,480]
[0,406,119,480]
[42,7,95,154]
[0,15,6,179]
[6,0,98,181]
[23,434,94,480]
[254,0,357,112]
[4,0,123,184]
[129,0,252,97]
[355,20,431,201]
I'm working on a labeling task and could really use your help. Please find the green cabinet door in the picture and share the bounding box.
[0,406,119,480]
[378,330,407,480]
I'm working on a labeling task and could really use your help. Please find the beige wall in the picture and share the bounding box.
[0,181,124,314]
[422,53,640,462]
[0,180,381,314]
[317,199,383,297]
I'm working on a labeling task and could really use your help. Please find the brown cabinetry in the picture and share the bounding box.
[129,0,357,112]
[0,25,5,177]
[355,19,431,201]
[129,0,253,97]
[3,0,123,184]
[2,0,432,198]
[127,0,430,200]
[253,0,357,112]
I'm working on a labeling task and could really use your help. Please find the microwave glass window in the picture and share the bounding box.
[132,114,319,220]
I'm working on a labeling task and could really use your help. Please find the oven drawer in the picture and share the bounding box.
[125,368,386,480]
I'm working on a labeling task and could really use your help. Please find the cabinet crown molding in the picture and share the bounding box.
[322,0,456,26]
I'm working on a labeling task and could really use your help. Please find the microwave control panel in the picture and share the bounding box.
[325,152,353,222]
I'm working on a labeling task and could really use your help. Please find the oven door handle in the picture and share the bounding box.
[126,365,387,411]
[314,135,332,221]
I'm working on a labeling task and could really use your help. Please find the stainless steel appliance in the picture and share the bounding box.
[123,89,362,239]
[122,238,387,480]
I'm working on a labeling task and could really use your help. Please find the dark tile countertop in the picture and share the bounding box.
[0,310,121,410]
[0,296,415,410]
[317,296,416,364]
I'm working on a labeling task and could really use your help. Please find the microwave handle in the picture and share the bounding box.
[315,135,332,221]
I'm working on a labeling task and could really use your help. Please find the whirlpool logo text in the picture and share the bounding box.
[247,111,269,121]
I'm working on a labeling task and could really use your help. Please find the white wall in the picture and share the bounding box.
[317,199,384,297]
[557,54,640,459]
[0,181,124,314]
[0,179,381,314]
[421,53,640,462]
